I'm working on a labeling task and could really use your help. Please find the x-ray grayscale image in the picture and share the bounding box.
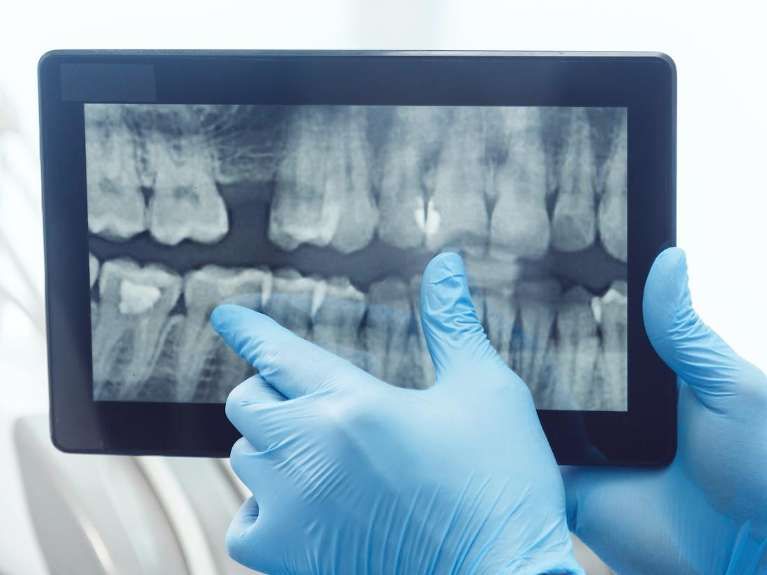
[84,103,627,410]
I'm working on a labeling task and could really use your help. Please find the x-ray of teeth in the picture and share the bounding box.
[86,103,627,410]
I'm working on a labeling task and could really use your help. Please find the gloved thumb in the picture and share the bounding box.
[643,247,762,407]
[420,252,498,381]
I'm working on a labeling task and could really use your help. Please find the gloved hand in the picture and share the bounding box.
[564,247,767,574]
[212,252,583,575]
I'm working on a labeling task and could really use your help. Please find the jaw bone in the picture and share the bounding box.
[361,277,413,386]
[268,107,378,253]
[598,116,628,262]
[312,277,367,368]
[197,104,285,186]
[378,107,447,250]
[594,281,628,410]
[84,105,147,240]
[551,109,598,252]
[541,286,600,410]
[134,106,229,246]
[490,107,551,259]
[510,280,561,398]
[92,259,182,400]
[425,108,490,255]
[177,266,270,402]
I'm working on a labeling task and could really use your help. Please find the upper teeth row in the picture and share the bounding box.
[85,104,627,262]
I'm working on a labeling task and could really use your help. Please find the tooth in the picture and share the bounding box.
[594,281,627,410]
[84,105,146,240]
[361,278,413,386]
[144,107,229,246]
[598,117,628,262]
[378,107,446,249]
[552,109,598,251]
[198,105,283,186]
[408,276,435,389]
[483,287,516,365]
[426,108,490,254]
[510,280,561,397]
[326,108,379,253]
[89,254,100,326]
[89,253,100,290]
[269,107,378,253]
[140,314,185,402]
[263,269,319,339]
[92,259,182,400]
[542,286,600,410]
[312,277,367,367]
[490,108,551,259]
[178,266,269,402]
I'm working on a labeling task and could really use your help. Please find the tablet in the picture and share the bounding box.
[39,51,677,463]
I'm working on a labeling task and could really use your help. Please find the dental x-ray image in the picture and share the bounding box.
[84,103,627,410]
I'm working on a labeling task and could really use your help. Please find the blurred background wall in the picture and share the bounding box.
[0,1,765,574]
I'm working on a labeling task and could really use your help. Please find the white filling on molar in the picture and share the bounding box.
[92,259,182,400]
[118,280,162,315]
[594,280,628,411]
[417,198,441,237]
[89,253,100,290]
[426,108,490,255]
[591,296,603,324]
[378,107,446,250]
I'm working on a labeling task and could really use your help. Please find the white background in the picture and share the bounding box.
[0,1,765,573]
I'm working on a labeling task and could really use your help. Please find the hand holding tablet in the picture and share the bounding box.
[216,252,584,575]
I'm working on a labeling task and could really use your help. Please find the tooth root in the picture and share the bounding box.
[542,286,600,410]
[595,281,627,410]
[269,107,378,253]
[263,269,318,340]
[378,107,445,250]
[510,280,561,396]
[92,259,182,400]
[139,314,185,402]
[327,109,379,253]
[552,109,598,252]
[89,253,100,290]
[490,108,551,259]
[426,108,490,254]
[483,287,515,365]
[312,277,367,367]
[409,276,435,389]
[598,116,628,262]
[362,278,413,386]
[84,105,146,240]
[179,266,269,402]
[144,108,229,246]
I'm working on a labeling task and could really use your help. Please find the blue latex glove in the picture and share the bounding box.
[564,247,767,574]
[212,252,583,575]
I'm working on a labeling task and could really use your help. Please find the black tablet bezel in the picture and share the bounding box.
[39,50,677,463]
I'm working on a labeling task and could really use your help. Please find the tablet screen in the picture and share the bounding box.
[84,104,627,410]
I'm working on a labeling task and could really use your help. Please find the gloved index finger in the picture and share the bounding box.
[211,304,349,399]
